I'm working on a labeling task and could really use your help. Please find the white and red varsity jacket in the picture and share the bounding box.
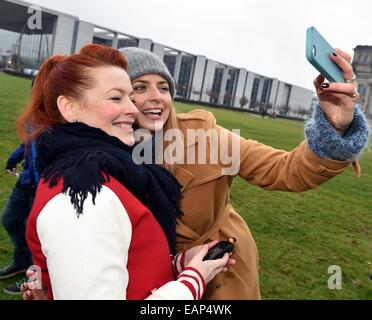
[26,176,205,300]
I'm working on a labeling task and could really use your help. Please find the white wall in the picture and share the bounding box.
[74,21,94,52]
[52,15,76,55]
[189,55,207,101]
[200,59,217,102]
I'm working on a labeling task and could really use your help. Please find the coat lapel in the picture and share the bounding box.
[174,165,194,191]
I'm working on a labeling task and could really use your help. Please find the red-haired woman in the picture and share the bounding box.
[19,44,234,300]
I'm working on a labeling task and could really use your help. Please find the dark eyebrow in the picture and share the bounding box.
[132,80,168,85]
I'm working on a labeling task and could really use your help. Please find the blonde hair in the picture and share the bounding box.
[161,104,183,174]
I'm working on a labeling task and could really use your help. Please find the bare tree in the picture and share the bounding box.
[206,90,219,104]
[239,95,249,109]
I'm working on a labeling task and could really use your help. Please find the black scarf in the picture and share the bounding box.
[37,123,182,254]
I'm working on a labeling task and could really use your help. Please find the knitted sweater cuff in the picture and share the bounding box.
[305,105,370,161]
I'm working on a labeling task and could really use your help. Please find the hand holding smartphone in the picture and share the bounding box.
[306,26,345,83]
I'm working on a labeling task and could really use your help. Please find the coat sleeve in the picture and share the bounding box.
[146,267,205,300]
[6,144,25,170]
[36,186,132,300]
[215,124,351,192]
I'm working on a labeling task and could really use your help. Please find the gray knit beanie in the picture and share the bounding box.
[119,47,175,97]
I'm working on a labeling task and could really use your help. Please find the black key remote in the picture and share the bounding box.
[203,238,236,261]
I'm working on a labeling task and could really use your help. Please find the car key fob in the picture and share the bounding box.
[203,237,236,261]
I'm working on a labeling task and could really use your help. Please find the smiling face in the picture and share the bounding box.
[74,66,139,145]
[131,74,173,132]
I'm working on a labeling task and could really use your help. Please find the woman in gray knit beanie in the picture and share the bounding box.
[120,46,369,300]
[121,47,175,97]
[120,47,176,133]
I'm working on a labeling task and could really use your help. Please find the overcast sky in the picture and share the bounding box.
[27,0,372,91]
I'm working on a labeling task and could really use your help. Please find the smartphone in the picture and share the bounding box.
[306,26,345,83]
[203,238,236,261]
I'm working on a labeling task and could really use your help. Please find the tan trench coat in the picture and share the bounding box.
[173,109,354,300]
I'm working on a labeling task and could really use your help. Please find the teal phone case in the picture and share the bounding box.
[306,26,345,83]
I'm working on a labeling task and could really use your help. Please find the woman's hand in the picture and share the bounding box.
[184,241,236,284]
[6,168,18,177]
[314,48,359,135]
[20,269,47,300]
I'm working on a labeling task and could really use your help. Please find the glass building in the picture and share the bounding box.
[223,68,237,106]
[210,67,224,104]
[117,35,138,49]
[0,0,315,117]
[260,78,272,109]
[163,50,177,77]
[0,0,55,70]
[177,54,194,98]
[249,78,260,109]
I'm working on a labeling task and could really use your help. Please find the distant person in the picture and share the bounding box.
[261,107,267,118]
[0,142,39,295]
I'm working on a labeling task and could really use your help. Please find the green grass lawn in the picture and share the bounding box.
[0,71,371,300]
